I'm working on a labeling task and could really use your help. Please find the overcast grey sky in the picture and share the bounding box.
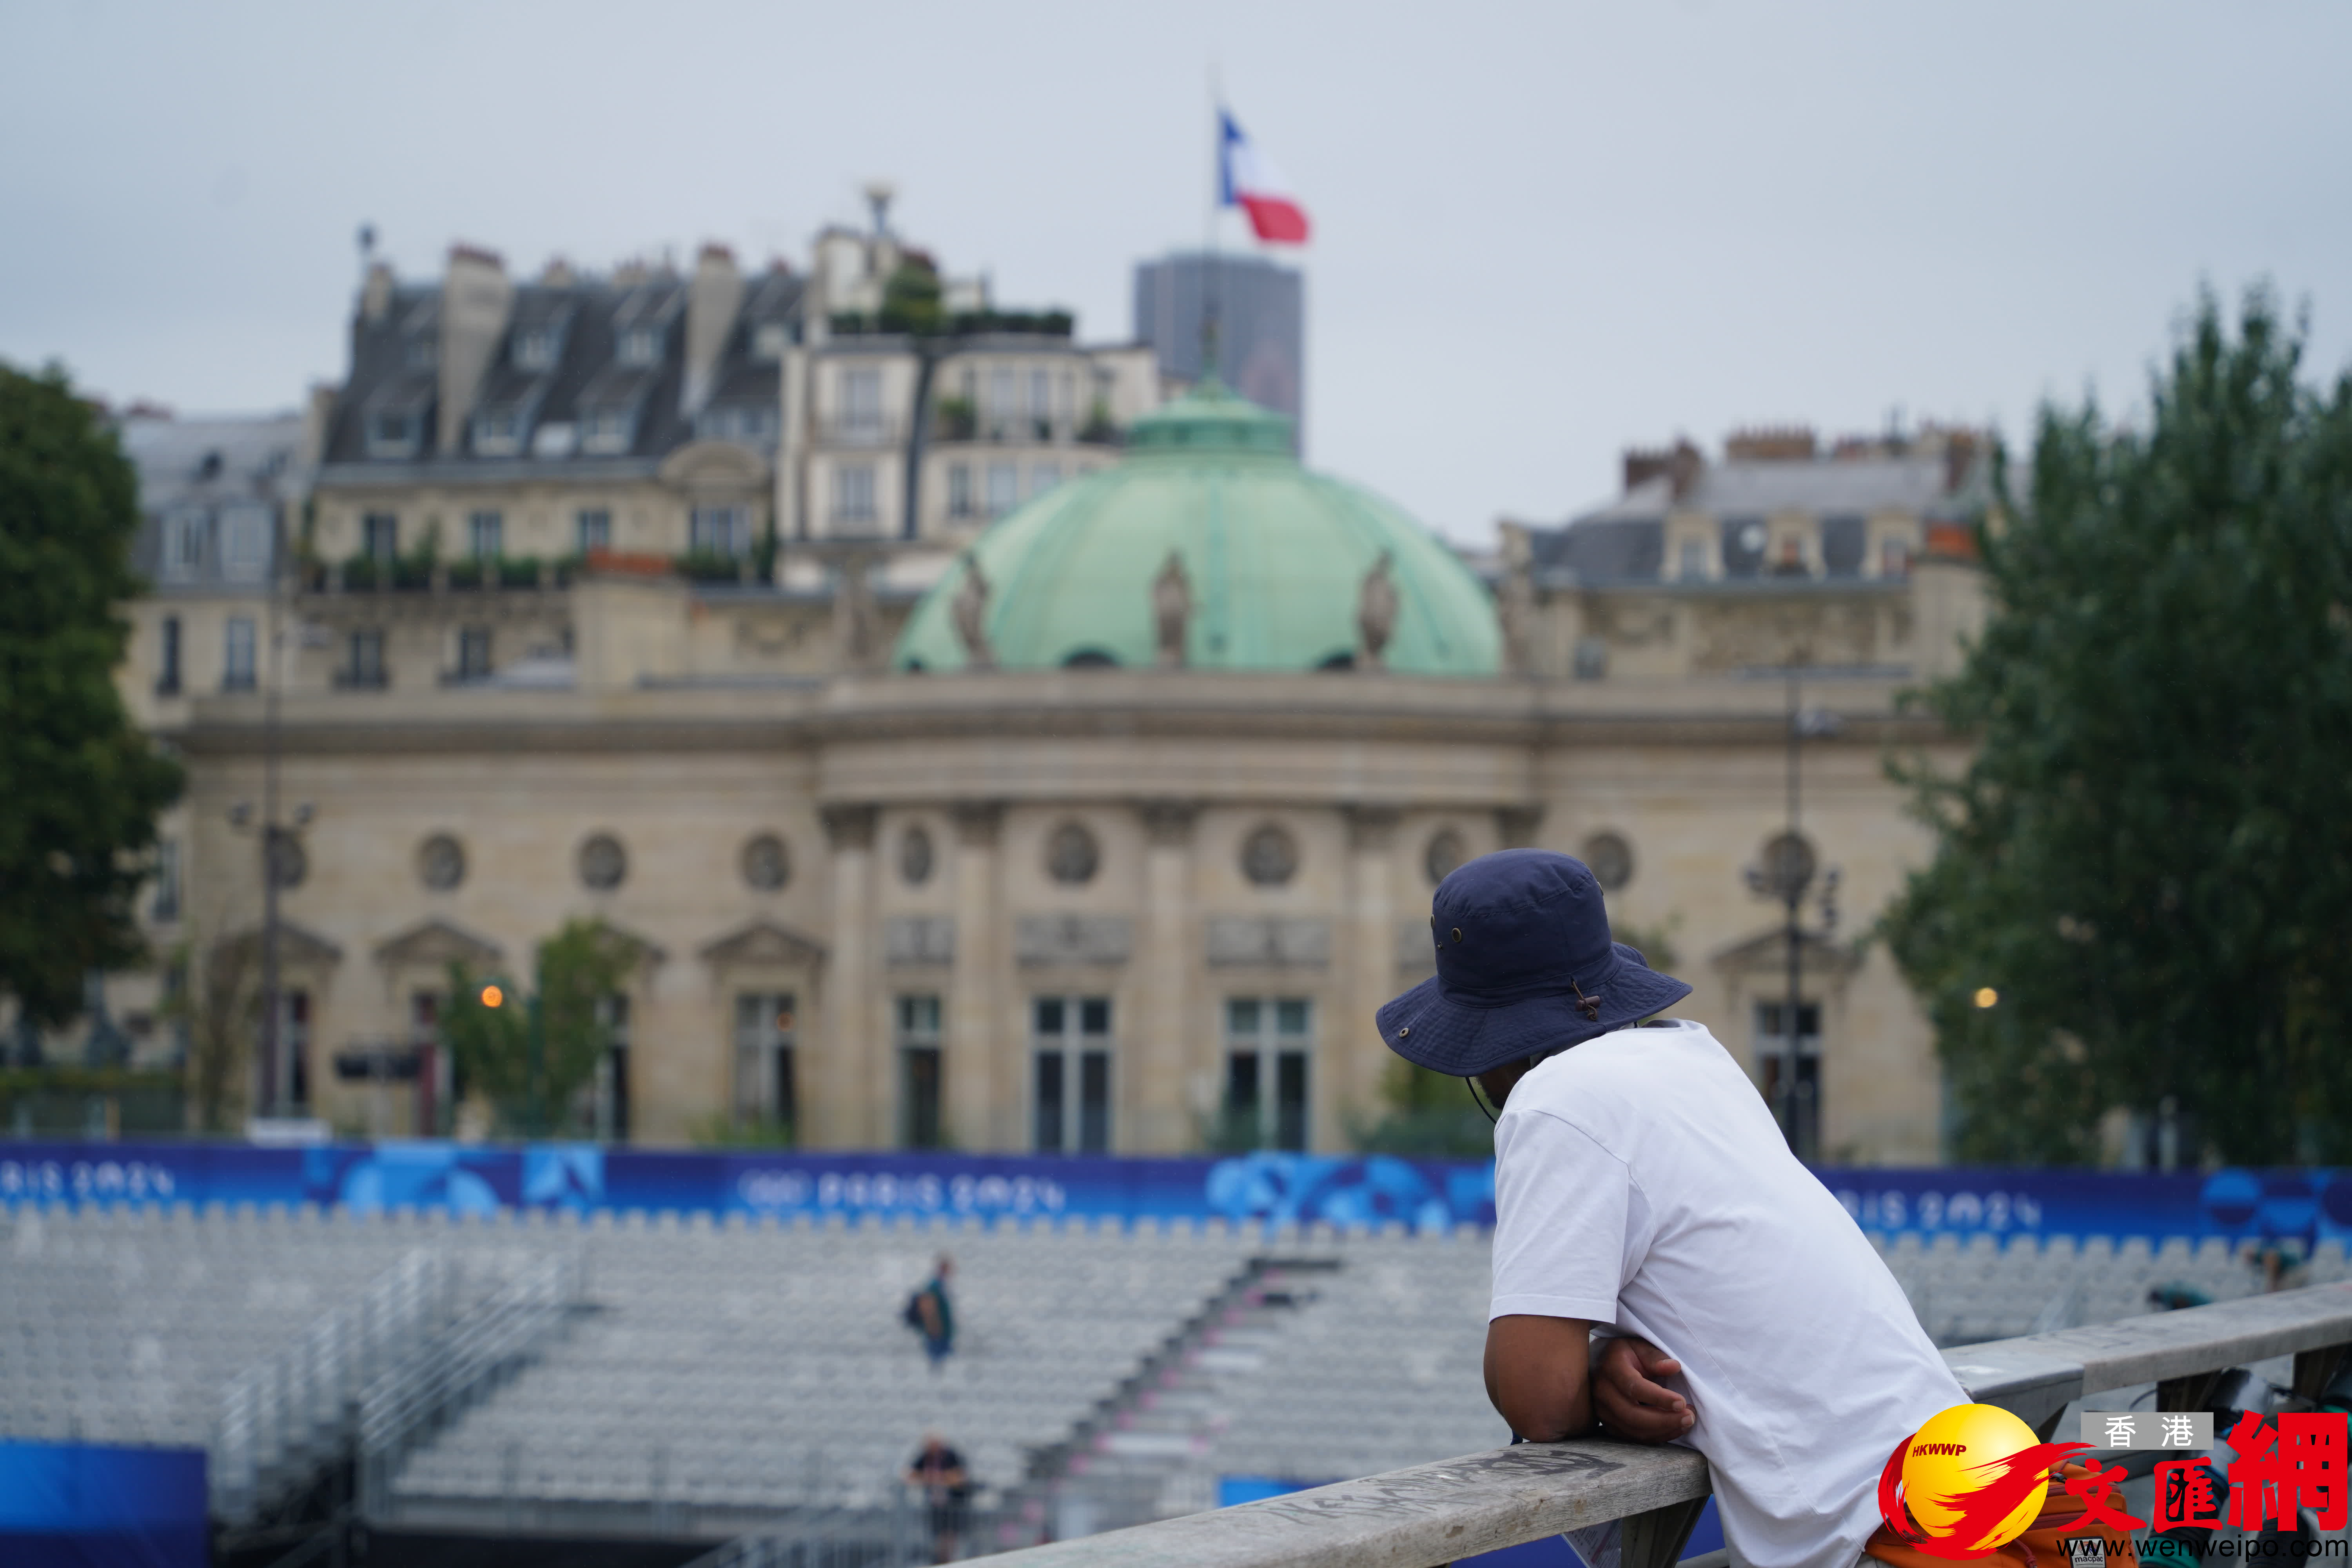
[4,1,2347,543]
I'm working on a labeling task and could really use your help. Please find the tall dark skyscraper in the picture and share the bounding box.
[1132,252,1304,450]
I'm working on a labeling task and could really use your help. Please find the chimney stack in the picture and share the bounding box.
[361,261,395,324]
[1622,439,1704,501]
[437,244,514,454]
[682,243,744,421]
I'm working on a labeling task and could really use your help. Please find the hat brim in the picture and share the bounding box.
[1376,943,1694,1077]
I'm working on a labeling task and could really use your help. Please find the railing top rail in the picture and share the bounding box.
[1944,1281,2352,1419]
[984,1445,1707,1568]
[969,1282,2352,1568]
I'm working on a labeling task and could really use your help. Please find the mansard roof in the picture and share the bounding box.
[318,261,804,477]
[1526,435,1991,588]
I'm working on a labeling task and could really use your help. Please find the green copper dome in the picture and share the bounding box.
[893,383,1501,676]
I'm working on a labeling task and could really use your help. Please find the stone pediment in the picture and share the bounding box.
[374,918,503,973]
[595,922,668,972]
[216,920,344,971]
[699,919,828,970]
[1206,916,1330,969]
[659,439,771,492]
[1709,927,1858,978]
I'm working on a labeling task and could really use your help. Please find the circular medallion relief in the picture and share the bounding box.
[578,833,628,891]
[900,825,935,886]
[267,831,307,890]
[1424,829,1467,886]
[1756,831,1816,901]
[740,833,790,891]
[1045,822,1100,886]
[1240,824,1299,887]
[416,833,466,891]
[1581,831,1635,892]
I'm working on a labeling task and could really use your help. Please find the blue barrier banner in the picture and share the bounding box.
[3,1140,2348,1246]
[0,1440,207,1568]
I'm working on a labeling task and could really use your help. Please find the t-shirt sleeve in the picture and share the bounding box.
[1488,1108,1632,1323]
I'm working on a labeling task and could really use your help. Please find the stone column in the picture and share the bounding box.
[819,804,878,1148]
[1343,806,1402,1146]
[1133,800,1199,1153]
[947,802,1004,1151]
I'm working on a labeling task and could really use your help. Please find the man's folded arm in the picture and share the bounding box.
[1485,1313,1593,1441]
[1488,1319,1697,1444]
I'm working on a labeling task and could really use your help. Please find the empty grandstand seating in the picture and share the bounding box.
[380,1214,1260,1535]
[1875,1232,2349,1347]
[8,1191,2347,1555]
[0,1204,546,1455]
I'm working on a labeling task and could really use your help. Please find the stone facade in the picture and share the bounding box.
[152,658,1965,1162]
[84,250,1989,1166]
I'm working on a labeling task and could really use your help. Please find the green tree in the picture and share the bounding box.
[0,363,184,1032]
[1884,290,2352,1165]
[1348,1058,1495,1157]
[441,918,629,1136]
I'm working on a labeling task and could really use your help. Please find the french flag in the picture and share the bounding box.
[1220,111,1311,245]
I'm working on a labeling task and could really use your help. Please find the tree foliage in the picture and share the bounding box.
[0,363,184,1028]
[1884,291,2352,1165]
[1348,1057,1495,1157]
[441,918,630,1136]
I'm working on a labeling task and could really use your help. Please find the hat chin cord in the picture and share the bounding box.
[1468,1044,1573,1123]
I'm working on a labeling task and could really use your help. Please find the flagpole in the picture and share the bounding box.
[1203,64,1223,385]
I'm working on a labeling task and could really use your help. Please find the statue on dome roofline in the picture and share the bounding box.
[1357,550,1398,670]
[1152,550,1191,668]
[951,553,994,669]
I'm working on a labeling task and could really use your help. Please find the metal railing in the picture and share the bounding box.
[212,1247,452,1522]
[938,1282,2352,1568]
[358,1247,586,1520]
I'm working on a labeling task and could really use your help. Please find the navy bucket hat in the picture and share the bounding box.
[1377,848,1693,1078]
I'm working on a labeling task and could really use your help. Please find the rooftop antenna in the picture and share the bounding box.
[357,222,377,281]
[863,180,897,240]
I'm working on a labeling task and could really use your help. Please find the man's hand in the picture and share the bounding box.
[1590,1336,1693,1443]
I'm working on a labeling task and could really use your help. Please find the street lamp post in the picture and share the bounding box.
[526,993,545,1140]
[1746,670,1841,1159]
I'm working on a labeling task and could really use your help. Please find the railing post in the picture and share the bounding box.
[2156,1370,2225,1414]
[1619,1495,1710,1568]
[2292,1343,2352,1406]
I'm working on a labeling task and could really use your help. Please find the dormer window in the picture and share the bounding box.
[405,338,437,370]
[581,407,633,455]
[697,406,779,444]
[618,327,661,367]
[220,505,271,583]
[514,329,559,371]
[473,407,524,456]
[368,408,420,457]
[162,508,207,583]
[752,323,790,361]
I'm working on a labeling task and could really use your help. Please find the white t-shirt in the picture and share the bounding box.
[1489,1019,1962,1568]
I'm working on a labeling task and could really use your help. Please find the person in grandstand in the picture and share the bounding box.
[904,1432,971,1563]
[903,1253,956,1363]
[1377,849,1965,1568]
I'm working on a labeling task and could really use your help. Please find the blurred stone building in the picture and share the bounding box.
[89,227,1989,1163]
